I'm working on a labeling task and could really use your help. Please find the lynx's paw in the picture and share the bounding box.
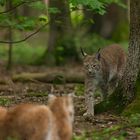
[83,112,94,122]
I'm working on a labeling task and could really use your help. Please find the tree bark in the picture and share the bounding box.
[95,0,140,114]
[121,2,140,101]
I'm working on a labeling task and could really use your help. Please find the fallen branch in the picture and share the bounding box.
[12,72,85,84]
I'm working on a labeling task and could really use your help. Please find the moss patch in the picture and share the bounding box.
[74,84,84,96]
[122,97,140,116]
[26,92,48,97]
[95,75,140,115]
[0,98,12,106]
[95,83,125,114]
[122,75,140,116]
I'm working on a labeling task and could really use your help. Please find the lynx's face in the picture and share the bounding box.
[84,55,102,77]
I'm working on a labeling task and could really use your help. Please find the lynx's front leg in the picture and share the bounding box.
[84,77,96,116]
[101,85,108,100]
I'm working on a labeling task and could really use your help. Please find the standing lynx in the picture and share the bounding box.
[0,95,74,140]
[82,44,126,116]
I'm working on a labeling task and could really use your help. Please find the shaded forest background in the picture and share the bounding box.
[0,0,129,68]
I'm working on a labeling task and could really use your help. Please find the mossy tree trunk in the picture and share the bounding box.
[95,0,140,114]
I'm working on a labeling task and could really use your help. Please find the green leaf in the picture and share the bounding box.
[12,0,24,5]
[10,16,37,30]
[38,14,49,23]
[69,0,126,15]
[0,0,6,6]
[70,0,106,15]
[48,7,61,14]
[20,20,36,30]
[29,1,47,10]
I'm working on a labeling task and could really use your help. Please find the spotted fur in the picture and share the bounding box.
[82,44,126,116]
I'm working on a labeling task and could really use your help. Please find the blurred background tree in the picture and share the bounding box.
[42,0,78,65]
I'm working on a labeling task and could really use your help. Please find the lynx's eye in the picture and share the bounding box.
[92,64,96,68]
[95,65,100,70]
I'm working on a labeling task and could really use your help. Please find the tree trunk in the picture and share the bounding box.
[6,0,13,70]
[95,0,140,114]
[43,0,71,64]
[42,0,79,65]
[122,0,140,100]
[48,0,72,43]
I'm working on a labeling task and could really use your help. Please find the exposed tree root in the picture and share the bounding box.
[95,74,140,115]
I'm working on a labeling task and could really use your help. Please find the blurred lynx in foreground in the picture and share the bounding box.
[82,44,126,116]
[0,95,74,140]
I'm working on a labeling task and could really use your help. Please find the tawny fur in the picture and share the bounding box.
[0,95,74,140]
[83,44,126,116]
[0,107,7,119]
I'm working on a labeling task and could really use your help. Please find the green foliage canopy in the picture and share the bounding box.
[0,0,126,32]
[0,0,48,31]
[70,0,126,15]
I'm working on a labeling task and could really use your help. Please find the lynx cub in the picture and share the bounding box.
[0,95,74,140]
[82,44,126,116]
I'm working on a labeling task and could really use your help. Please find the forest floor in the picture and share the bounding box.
[0,64,140,140]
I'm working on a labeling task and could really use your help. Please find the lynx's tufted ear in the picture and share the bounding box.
[80,47,87,57]
[68,92,75,98]
[48,94,56,103]
[96,48,101,61]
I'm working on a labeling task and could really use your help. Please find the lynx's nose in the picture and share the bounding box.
[88,69,92,74]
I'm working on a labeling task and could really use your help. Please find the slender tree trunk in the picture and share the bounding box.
[43,0,72,64]
[42,0,79,65]
[7,0,13,70]
[95,0,140,114]
[48,0,72,49]
[7,26,12,70]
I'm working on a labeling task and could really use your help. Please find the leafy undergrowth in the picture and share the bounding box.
[73,114,140,140]
[0,44,45,65]
[0,97,12,106]
[73,125,127,140]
